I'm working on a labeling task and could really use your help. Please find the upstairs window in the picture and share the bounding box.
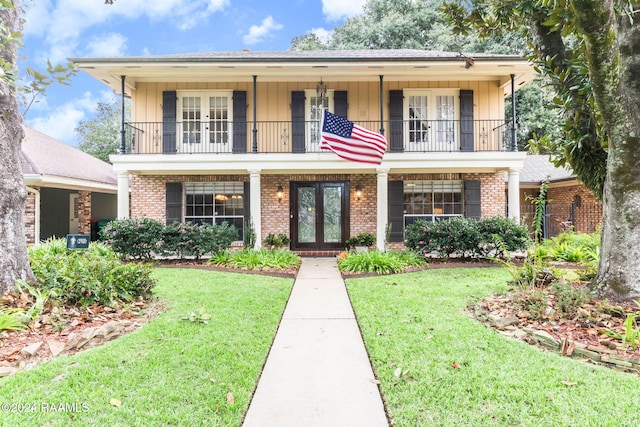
[178,91,232,146]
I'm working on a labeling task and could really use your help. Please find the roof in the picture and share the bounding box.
[21,126,117,190]
[71,49,524,63]
[71,48,535,97]
[520,155,574,184]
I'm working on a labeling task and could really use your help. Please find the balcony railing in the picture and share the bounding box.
[123,120,514,155]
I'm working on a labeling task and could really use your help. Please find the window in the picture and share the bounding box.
[177,91,232,150]
[305,89,334,151]
[184,182,244,240]
[404,89,459,150]
[403,180,463,227]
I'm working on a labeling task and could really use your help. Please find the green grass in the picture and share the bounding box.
[0,268,293,427]
[346,268,640,427]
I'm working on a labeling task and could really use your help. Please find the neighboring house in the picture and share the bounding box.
[517,155,602,238]
[21,126,118,243]
[72,49,534,253]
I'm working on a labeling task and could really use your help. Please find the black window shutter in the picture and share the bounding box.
[162,91,177,154]
[389,90,404,153]
[460,90,474,152]
[388,180,404,242]
[243,181,251,242]
[334,91,348,118]
[291,91,306,153]
[233,91,247,153]
[464,180,481,220]
[166,182,182,225]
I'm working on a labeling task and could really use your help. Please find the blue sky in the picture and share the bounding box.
[20,0,367,146]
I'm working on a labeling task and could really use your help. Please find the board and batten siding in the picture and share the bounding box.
[133,80,504,124]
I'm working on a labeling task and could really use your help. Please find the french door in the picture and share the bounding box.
[291,182,349,251]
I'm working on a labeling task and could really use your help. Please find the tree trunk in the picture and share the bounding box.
[0,1,35,294]
[572,0,640,298]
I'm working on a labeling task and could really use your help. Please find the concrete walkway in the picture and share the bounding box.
[242,257,388,427]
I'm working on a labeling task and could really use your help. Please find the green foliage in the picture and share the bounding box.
[100,218,164,260]
[74,99,129,162]
[441,0,608,198]
[209,248,301,270]
[102,218,237,260]
[406,216,529,258]
[161,222,237,259]
[262,233,291,249]
[525,177,550,244]
[345,232,376,249]
[605,301,640,350]
[538,230,600,264]
[552,282,590,319]
[500,256,559,290]
[338,250,426,274]
[0,309,27,332]
[182,307,212,324]
[244,218,256,248]
[27,239,156,308]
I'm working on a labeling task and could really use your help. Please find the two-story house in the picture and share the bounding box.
[72,49,533,254]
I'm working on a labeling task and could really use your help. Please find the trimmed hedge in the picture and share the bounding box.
[405,216,530,258]
[101,218,238,260]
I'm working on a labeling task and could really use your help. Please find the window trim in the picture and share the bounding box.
[403,89,460,150]
[176,90,234,147]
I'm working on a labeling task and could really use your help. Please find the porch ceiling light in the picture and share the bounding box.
[316,78,327,101]
[277,184,284,202]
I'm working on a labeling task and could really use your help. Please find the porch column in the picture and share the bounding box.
[120,75,126,154]
[249,169,262,249]
[376,168,389,251]
[117,171,129,219]
[508,169,520,224]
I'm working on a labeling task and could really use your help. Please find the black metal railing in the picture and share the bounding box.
[123,119,514,155]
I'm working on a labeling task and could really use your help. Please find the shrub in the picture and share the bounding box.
[100,218,164,260]
[28,239,156,307]
[406,216,530,259]
[345,232,376,250]
[161,222,237,259]
[263,233,291,249]
[477,216,531,256]
[338,250,427,274]
[103,219,237,260]
[209,248,301,270]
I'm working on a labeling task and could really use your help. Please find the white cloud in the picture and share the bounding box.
[243,16,284,45]
[321,0,366,21]
[23,0,230,65]
[26,91,116,146]
[310,27,333,44]
[85,33,128,57]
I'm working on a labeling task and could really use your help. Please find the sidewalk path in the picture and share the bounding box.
[242,257,388,427]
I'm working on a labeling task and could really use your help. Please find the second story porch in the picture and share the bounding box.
[124,118,514,155]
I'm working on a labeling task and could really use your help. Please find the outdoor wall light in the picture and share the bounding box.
[277,184,284,202]
[316,78,327,102]
[355,185,362,201]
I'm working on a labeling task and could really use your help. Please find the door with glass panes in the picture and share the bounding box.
[178,91,232,152]
[290,182,349,250]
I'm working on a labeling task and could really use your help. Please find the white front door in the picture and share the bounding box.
[69,193,79,234]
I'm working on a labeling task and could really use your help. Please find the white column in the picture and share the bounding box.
[117,171,130,219]
[249,169,262,249]
[376,168,389,251]
[508,169,520,224]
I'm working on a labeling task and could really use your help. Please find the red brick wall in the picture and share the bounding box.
[78,191,92,234]
[464,171,507,217]
[24,189,37,245]
[547,184,602,234]
[130,171,508,246]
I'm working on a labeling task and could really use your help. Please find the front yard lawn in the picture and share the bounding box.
[0,268,292,427]
[346,268,640,427]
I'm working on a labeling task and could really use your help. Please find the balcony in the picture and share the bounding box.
[123,120,515,155]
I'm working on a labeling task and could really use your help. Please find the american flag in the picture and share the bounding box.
[319,110,387,165]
